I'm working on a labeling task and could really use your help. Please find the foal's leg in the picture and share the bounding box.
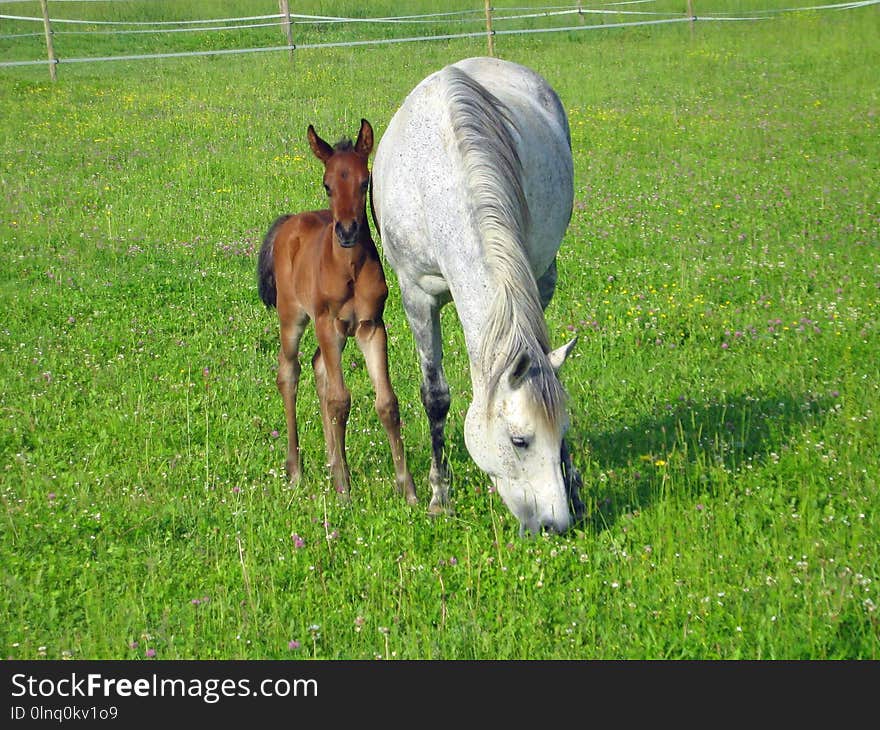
[312,317,351,497]
[400,285,451,515]
[355,319,418,505]
[276,307,309,483]
[311,347,335,483]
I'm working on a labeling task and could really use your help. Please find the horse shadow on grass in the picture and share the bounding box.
[564,389,838,534]
[256,323,836,537]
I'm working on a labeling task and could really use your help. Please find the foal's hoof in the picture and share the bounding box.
[397,476,419,506]
[334,486,351,503]
[285,461,303,486]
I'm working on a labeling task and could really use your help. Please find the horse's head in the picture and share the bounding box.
[307,118,374,248]
[464,337,579,536]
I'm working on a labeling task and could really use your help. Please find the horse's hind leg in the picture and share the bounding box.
[561,438,585,524]
[400,285,451,515]
[276,308,309,483]
[355,319,418,505]
[312,319,352,498]
[538,257,584,521]
[536,257,558,311]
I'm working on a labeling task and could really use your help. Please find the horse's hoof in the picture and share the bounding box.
[335,487,351,503]
[427,501,453,517]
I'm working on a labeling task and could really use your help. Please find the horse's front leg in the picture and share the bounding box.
[399,285,451,515]
[355,318,418,505]
[313,316,351,498]
[276,306,309,483]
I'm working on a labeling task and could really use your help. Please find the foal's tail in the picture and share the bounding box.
[257,214,291,309]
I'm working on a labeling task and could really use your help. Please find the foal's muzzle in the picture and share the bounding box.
[335,221,359,248]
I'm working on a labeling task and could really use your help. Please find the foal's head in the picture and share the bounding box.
[307,118,374,248]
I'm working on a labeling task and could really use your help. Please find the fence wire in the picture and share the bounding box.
[0,1,877,70]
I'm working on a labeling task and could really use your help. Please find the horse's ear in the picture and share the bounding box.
[307,124,334,163]
[508,352,531,390]
[548,337,577,374]
[355,118,374,158]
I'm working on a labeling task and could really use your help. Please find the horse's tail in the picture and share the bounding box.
[257,214,290,309]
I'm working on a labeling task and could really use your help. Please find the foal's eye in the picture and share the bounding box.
[510,436,530,449]
[360,180,369,193]
[323,183,332,196]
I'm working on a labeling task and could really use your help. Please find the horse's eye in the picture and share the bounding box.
[323,183,331,196]
[360,179,369,193]
[511,436,530,449]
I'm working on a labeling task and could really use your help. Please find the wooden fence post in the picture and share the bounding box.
[484,1,494,57]
[687,0,695,38]
[279,0,294,62]
[39,0,57,81]
[577,0,585,25]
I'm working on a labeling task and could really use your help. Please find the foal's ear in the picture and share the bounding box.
[307,124,334,163]
[548,337,577,374]
[355,118,374,158]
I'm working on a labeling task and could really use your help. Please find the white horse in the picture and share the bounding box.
[372,57,584,535]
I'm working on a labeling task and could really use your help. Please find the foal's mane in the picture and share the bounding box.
[443,65,566,427]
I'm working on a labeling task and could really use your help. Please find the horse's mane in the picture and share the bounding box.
[443,65,566,427]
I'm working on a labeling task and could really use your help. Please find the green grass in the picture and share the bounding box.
[1,2,878,660]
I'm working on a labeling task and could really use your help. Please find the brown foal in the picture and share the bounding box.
[257,118,417,504]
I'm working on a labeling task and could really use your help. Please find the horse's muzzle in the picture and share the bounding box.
[519,510,572,537]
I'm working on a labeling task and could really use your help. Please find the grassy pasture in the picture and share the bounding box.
[0,2,878,659]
